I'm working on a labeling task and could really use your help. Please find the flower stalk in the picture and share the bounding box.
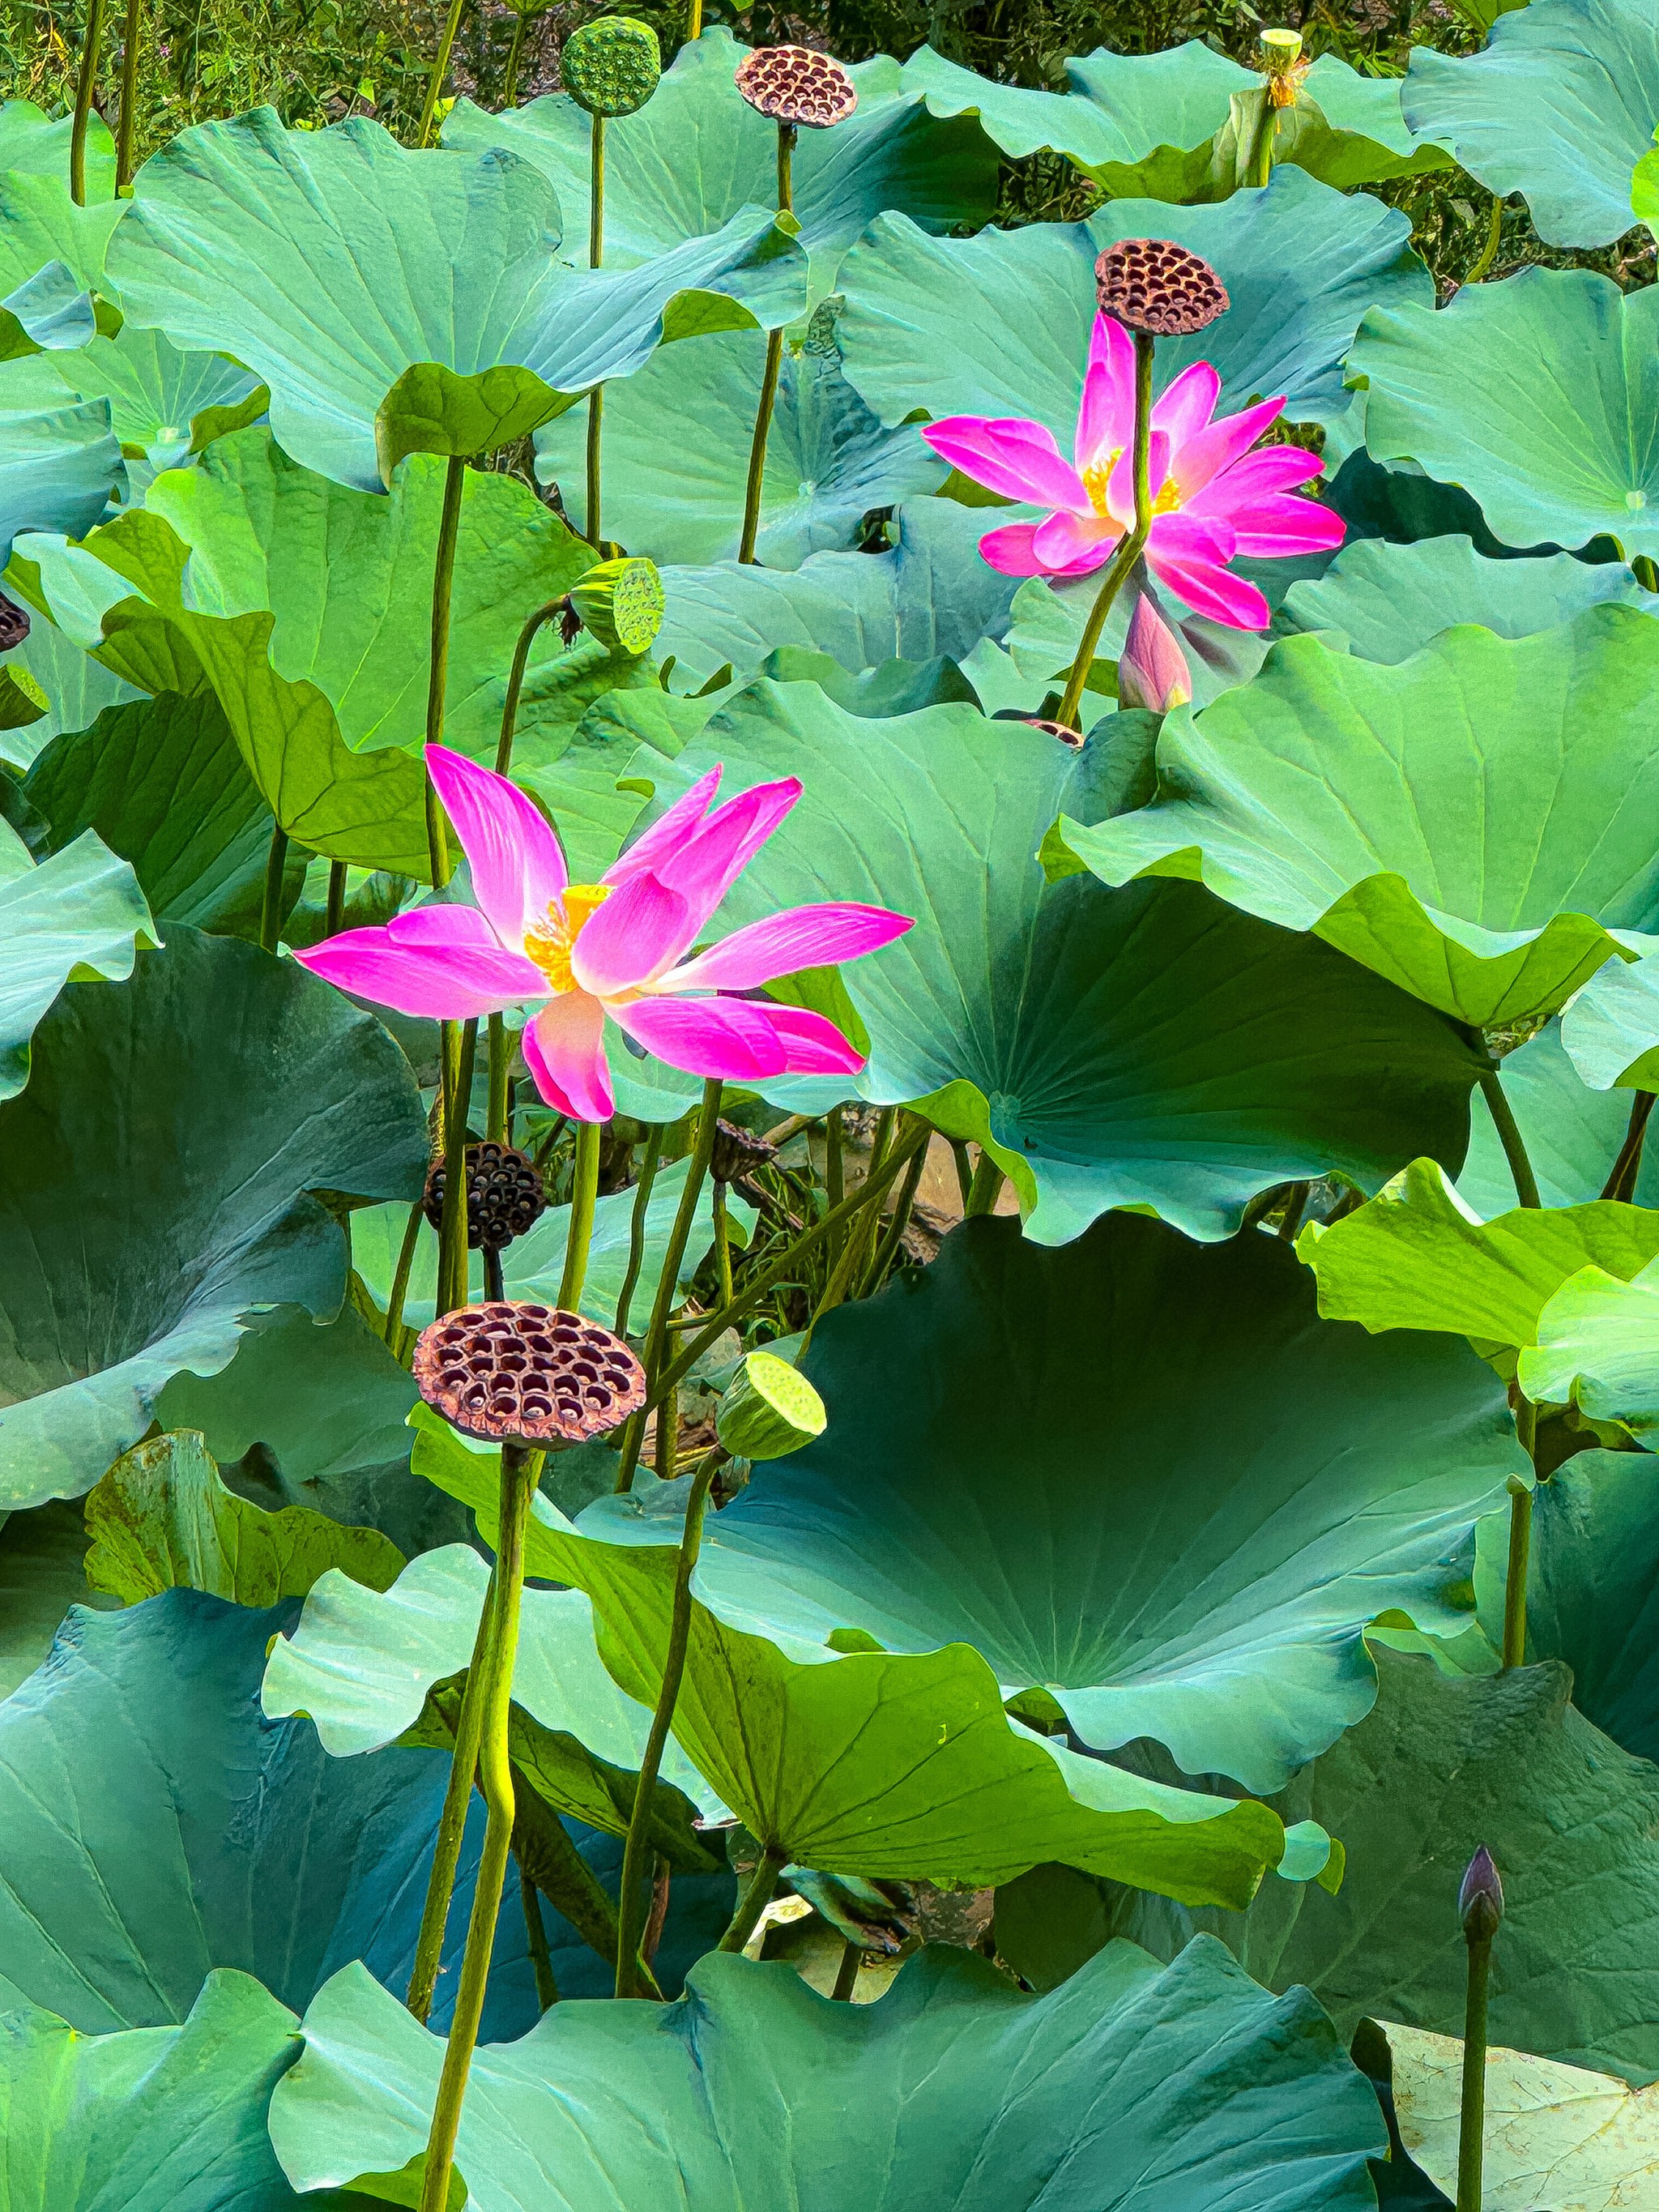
[586,114,607,544]
[437,1018,479,1316]
[613,1124,663,1339]
[1478,1065,1540,1209]
[116,0,142,190]
[557,1117,602,1311]
[719,1843,788,1953]
[1601,1089,1655,1202]
[737,123,795,565]
[416,0,467,148]
[1499,1465,1533,1671]
[406,1583,497,2022]
[1456,1847,1503,2212]
[1056,330,1155,735]
[258,822,288,954]
[70,0,108,206]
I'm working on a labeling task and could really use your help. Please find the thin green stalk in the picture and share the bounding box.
[502,9,527,105]
[1056,329,1154,734]
[1245,93,1275,188]
[115,0,141,190]
[718,1844,787,1954]
[738,330,783,564]
[324,860,348,937]
[614,1445,724,1996]
[424,455,467,886]
[776,120,795,213]
[838,1107,895,1294]
[964,1148,1004,1217]
[418,1441,537,2212]
[824,1105,846,1270]
[437,1019,479,1317]
[520,1864,557,2012]
[1456,1933,1493,2212]
[613,1080,723,1492]
[1465,191,1504,285]
[384,1198,425,1349]
[686,0,702,42]
[613,1125,663,1339]
[585,113,606,543]
[1478,1065,1541,1209]
[407,1580,496,2021]
[949,1138,972,1210]
[486,1014,510,1144]
[557,1118,602,1311]
[1277,1181,1311,1243]
[830,1941,860,2002]
[495,598,566,778]
[711,1181,736,1309]
[70,0,108,206]
[654,1381,678,1482]
[862,1138,927,1294]
[1601,1087,1656,1202]
[416,0,467,147]
[484,1248,505,1300]
[1499,1469,1532,1672]
[258,823,288,954]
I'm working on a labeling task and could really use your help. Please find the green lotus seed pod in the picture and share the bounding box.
[562,16,661,118]
[716,1351,826,1461]
[570,555,664,654]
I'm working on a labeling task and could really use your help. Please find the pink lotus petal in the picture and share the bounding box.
[758,1002,868,1074]
[606,766,722,890]
[658,777,803,938]
[1074,320,1136,472]
[975,523,1053,576]
[384,904,501,947]
[1148,543,1270,630]
[570,871,694,998]
[1032,507,1120,571]
[1226,496,1346,560]
[1190,444,1325,506]
[1118,595,1192,712]
[1169,396,1285,502]
[611,991,796,1081]
[663,903,913,993]
[923,416,1088,510]
[425,744,565,949]
[522,991,613,1121]
[292,926,547,1020]
[1151,361,1220,450]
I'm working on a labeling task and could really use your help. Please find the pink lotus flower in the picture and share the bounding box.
[1117,594,1192,712]
[922,312,1344,630]
[294,746,913,1121]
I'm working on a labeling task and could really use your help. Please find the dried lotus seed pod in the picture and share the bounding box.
[423,1142,548,1252]
[562,15,661,117]
[414,1300,646,1443]
[734,45,856,130]
[1094,237,1229,339]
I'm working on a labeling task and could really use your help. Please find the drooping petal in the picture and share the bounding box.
[1147,515,1269,630]
[1151,360,1220,451]
[569,871,694,997]
[424,744,565,950]
[1031,507,1120,572]
[292,923,547,1020]
[975,523,1052,576]
[522,991,613,1121]
[661,903,913,993]
[1167,395,1285,502]
[757,1002,868,1074]
[922,416,1089,511]
[1226,495,1346,560]
[1188,444,1325,507]
[605,766,722,890]
[1117,595,1192,712]
[610,991,796,1081]
[657,778,803,939]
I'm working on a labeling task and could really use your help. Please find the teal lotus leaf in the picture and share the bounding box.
[0,322,263,468]
[659,677,1483,1241]
[1284,535,1650,662]
[1518,1256,1659,1441]
[105,105,808,491]
[0,1499,116,1701]
[1403,0,1659,248]
[0,616,139,768]
[0,926,427,1508]
[1456,1018,1659,1215]
[267,1939,1385,2212]
[0,100,117,199]
[586,1212,1524,1794]
[535,309,945,565]
[1350,271,1659,558]
[0,1971,305,2212]
[1563,948,1659,1091]
[837,164,1431,441]
[1051,611,1659,1027]
[0,825,155,1099]
[0,168,125,337]
[445,28,999,297]
[0,396,122,564]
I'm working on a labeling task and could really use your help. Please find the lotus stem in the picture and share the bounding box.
[686,0,702,43]
[1277,1180,1311,1241]
[417,1439,536,2212]
[863,1138,928,1292]
[718,1843,787,1953]
[1478,1065,1541,1209]
[324,860,348,937]
[384,1198,425,1349]
[582,114,607,544]
[1601,1089,1655,1202]
[949,1138,973,1208]
[1465,192,1504,286]
[495,597,565,778]
[612,1125,663,1339]
[70,0,107,207]
[711,1181,735,1309]
[424,454,466,884]
[830,1941,861,2001]
[115,0,140,190]
[520,1864,557,2012]
[484,1247,505,1300]
[557,1118,602,1311]
[1056,330,1155,735]
[258,822,288,953]
[1499,1467,1532,1671]
[776,120,795,213]
[1636,553,1659,594]
[502,10,527,106]
[486,1014,510,1145]
[1455,1848,1503,2212]
[437,1018,479,1316]
[406,1578,496,2022]
[614,1443,724,1996]
[824,1104,846,1270]
[735,121,795,566]
[964,1148,1004,1217]
[416,0,467,148]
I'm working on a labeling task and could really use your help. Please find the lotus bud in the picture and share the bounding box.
[1260,28,1303,107]
[569,555,664,655]
[734,45,857,129]
[561,15,661,118]
[1118,596,1192,713]
[1458,1845,1504,1945]
[422,1139,547,1252]
[1094,237,1230,339]
[716,1349,826,1461]
[413,1300,645,1443]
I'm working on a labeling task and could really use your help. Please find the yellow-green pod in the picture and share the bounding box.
[716,1350,826,1461]
[570,555,664,654]
[562,16,661,118]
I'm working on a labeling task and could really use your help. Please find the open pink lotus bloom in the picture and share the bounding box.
[922,312,1344,630]
[294,746,913,1122]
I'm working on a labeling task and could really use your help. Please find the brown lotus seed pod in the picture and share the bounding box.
[734,45,857,129]
[710,1117,778,1185]
[1094,237,1230,339]
[413,1300,646,1444]
[0,592,29,650]
[998,713,1084,748]
[423,1142,548,1252]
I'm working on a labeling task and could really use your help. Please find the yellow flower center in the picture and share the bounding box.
[1152,479,1182,516]
[1081,455,1120,516]
[523,882,612,994]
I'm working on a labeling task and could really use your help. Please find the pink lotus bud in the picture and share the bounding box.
[1118,596,1192,713]
[1458,1845,1503,1943]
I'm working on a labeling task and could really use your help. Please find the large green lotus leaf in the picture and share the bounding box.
[594,1212,1524,1794]
[656,495,1019,689]
[1284,535,1650,662]
[0,826,155,1099]
[1298,1156,1659,1349]
[1457,1019,1659,1215]
[1403,0,1659,248]
[1519,1257,1659,1441]
[837,164,1431,441]
[0,100,117,198]
[1052,612,1659,1027]
[270,1937,1385,2212]
[22,691,292,936]
[663,677,1482,1243]
[445,29,999,295]
[0,321,263,468]
[0,926,427,1509]
[0,168,126,362]
[0,1590,544,2039]
[84,1428,405,1607]
[534,316,945,566]
[0,1499,117,1702]
[106,105,808,493]
[0,396,122,563]
[0,613,140,769]
[0,1971,308,2212]
[1562,947,1659,1092]
[1382,2018,1659,2211]
[263,1539,720,1839]
[1351,273,1659,560]
[350,1150,750,1335]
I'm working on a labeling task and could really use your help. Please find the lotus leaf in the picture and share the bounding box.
[0,396,122,564]
[0,1499,114,1702]
[106,105,809,492]
[268,1939,1386,2212]
[0,614,140,767]
[0,825,155,1099]
[1403,0,1659,248]
[1563,947,1659,1091]
[0,926,426,1509]
[1350,272,1659,559]
[0,100,117,197]
[0,322,263,469]
[1458,1019,1659,1214]
[1052,612,1659,1027]
[1519,1257,1659,1441]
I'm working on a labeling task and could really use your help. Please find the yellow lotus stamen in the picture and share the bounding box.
[524,882,612,994]
[1081,455,1121,516]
